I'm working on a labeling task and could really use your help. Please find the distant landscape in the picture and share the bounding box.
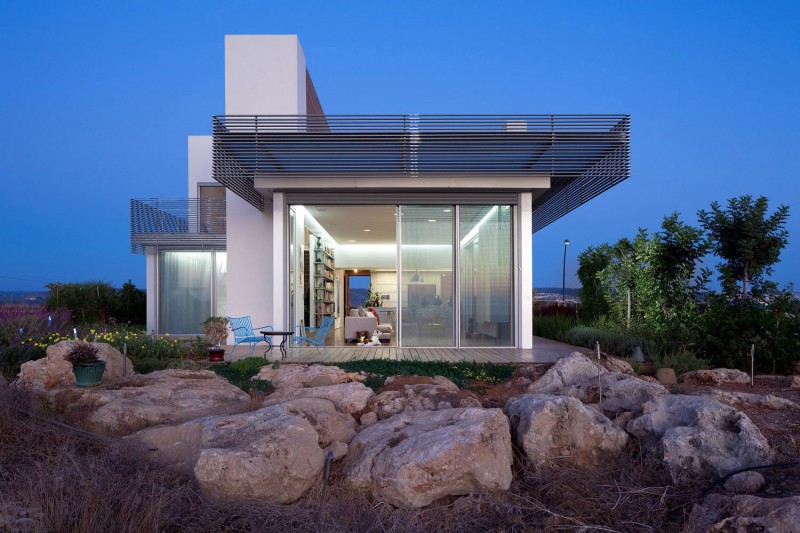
[0,291,48,305]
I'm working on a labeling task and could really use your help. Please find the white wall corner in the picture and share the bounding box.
[146,253,158,334]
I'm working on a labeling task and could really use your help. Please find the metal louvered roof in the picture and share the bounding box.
[211,114,630,232]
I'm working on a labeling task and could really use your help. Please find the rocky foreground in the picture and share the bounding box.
[11,341,800,529]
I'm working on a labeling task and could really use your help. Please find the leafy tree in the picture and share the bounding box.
[698,196,789,300]
[647,213,710,344]
[577,244,612,320]
[116,280,146,325]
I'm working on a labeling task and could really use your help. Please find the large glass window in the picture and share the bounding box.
[400,206,454,346]
[159,251,226,334]
[459,206,513,346]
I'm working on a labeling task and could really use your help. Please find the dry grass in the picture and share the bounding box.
[0,386,702,532]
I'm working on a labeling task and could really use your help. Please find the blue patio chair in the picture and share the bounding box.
[292,315,334,358]
[228,316,272,357]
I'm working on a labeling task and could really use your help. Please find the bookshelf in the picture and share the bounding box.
[312,238,335,325]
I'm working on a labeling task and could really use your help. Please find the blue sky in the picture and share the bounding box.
[1,0,798,291]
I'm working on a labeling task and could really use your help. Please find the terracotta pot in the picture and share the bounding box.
[208,348,225,362]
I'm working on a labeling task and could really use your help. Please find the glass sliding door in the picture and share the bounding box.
[459,206,513,346]
[400,205,454,346]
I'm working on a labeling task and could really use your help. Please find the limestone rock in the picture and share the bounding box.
[655,367,677,385]
[756,375,800,389]
[16,341,134,390]
[527,352,606,395]
[366,376,481,420]
[706,388,800,410]
[685,494,800,533]
[679,368,750,386]
[343,408,513,508]
[52,369,250,436]
[504,394,628,467]
[558,372,668,415]
[600,356,635,374]
[262,381,374,414]
[723,471,766,494]
[627,395,772,484]
[276,397,358,446]
[253,364,365,389]
[132,404,324,503]
[360,411,378,427]
[325,441,349,461]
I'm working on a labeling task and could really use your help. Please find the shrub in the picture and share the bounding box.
[648,350,710,375]
[0,344,46,381]
[211,357,273,393]
[563,325,653,358]
[331,359,515,390]
[0,305,72,347]
[533,315,577,341]
[64,341,100,364]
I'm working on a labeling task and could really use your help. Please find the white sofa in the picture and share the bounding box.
[344,309,393,342]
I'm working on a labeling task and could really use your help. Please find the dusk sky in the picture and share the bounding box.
[1,1,798,292]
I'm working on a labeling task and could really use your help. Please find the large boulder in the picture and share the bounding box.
[685,494,800,533]
[627,395,772,484]
[366,376,481,420]
[51,369,250,436]
[276,397,358,447]
[558,372,669,415]
[679,368,750,386]
[342,408,513,508]
[16,341,134,390]
[261,381,374,414]
[504,394,628,468]
[253,364,365,389]
[527,352,606,395]
[132,404,324,503]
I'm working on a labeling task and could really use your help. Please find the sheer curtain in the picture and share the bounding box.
[159,252,213,334]
[459,206,513,346]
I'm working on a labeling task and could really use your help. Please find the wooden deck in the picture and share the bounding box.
[227,336,587,365]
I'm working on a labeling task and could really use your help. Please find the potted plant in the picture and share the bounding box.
[202,316,229,362]
[365,283,383,307]
[65,341,105,387]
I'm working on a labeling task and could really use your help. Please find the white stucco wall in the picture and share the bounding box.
[188,136,213,197]
[224,35,307,331]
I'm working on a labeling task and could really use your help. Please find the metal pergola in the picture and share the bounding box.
[211,114,630,232]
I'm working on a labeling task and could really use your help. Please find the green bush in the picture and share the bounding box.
[331,359,515,390]
[211,357,273,393]
[0,344,46,381]
[563,325,652,358]
[533,315,577,341]
[648,350,710,375]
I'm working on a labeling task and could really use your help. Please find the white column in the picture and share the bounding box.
[272,192,286,329]
[519,192,533,349]
[146,252,158,333]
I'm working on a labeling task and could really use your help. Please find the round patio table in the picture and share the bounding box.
[260,330,294,360]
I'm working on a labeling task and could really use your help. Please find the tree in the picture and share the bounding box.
[698,196,789,301]
[577,244,613,320]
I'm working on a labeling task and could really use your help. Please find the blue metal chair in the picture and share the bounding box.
[292,316,334,358]
[228,316,272,357]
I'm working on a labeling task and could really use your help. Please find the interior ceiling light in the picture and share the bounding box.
[363,229,371,232]
[348,240,357,243]
[443,209,452,212]
[428,219,437,222]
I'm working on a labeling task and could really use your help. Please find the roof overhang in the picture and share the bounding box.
[212,114,630,232]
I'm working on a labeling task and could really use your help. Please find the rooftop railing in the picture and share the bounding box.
[130,198,226,254]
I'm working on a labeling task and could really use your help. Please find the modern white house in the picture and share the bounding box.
[130,34,630,350]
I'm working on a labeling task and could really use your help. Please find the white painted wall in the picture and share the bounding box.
[335,244,397,269]
[188,136,213,196]
[224,35,307,334]
[519,192,533,349]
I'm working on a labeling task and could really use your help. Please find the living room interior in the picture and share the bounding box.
[289,204,513,348]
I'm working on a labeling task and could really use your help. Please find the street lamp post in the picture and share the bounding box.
[562,239,571,302]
